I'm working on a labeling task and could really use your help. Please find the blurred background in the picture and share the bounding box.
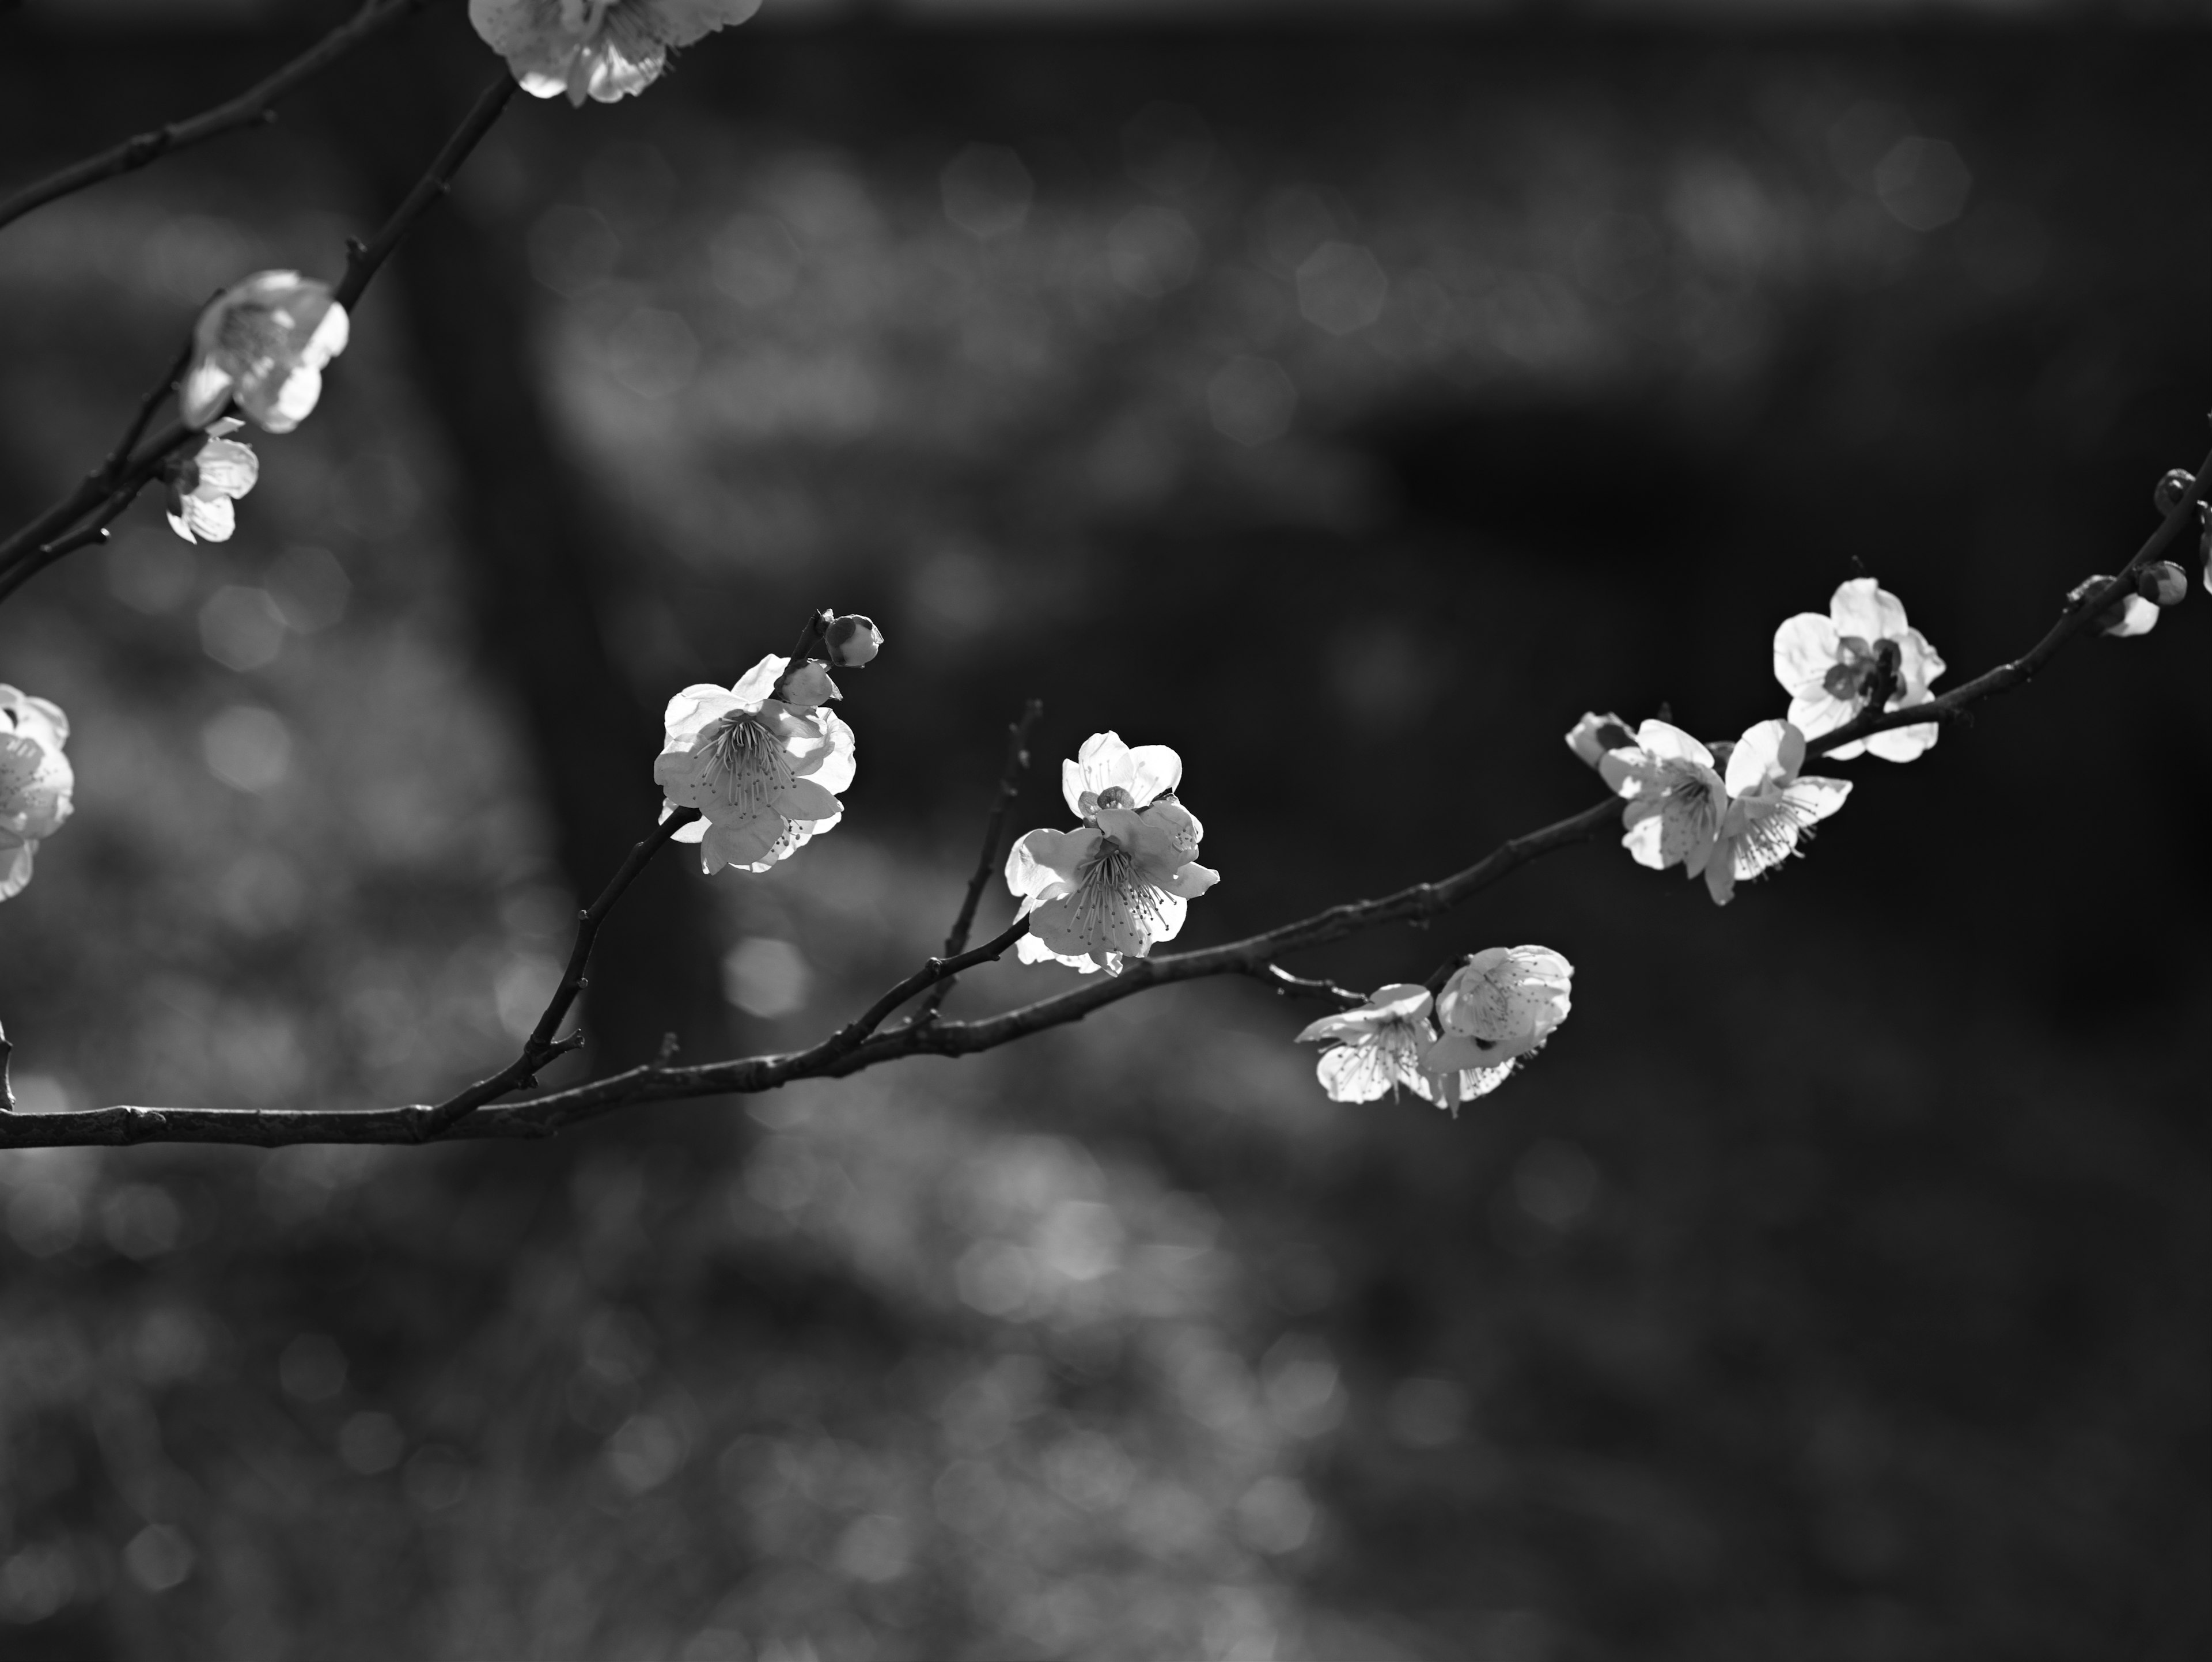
[0,1,2207,1657]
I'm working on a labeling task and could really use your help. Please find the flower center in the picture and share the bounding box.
[700,712,792,819]
[1095,786,1135,811]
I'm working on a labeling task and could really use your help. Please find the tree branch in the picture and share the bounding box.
[0,429,2198,1148]
[414,808,700,1137]
[912,698,1041,1022]
[332,69,517,311]
[0,0,434,236]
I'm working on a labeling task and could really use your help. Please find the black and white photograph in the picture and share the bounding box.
[0,0,2204,1656]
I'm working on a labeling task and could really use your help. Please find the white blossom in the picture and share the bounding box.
[165,419,258,543]
[470,0,762,105]
[1296,983,1437,1103]
[1772,578,1945,762]
[180,272,349,434]
[0,687,73,903]
[1421,945,1574,1108]
[654,654,853,875]
[1006,732,1219,975]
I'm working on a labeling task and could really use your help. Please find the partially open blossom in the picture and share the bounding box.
[164,418,258,543]
[181,272,349,434]
[470,0,762,104]
[655,654,853,875]
[824,614,884,668]
[1297,983,1438,1103]
[1005,732,1219,975]
[1703,720,1851,906]
[1772,578,1945,762]
[1564,710,1637,770]
[0,687,73,903]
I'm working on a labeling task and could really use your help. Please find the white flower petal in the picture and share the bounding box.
[1772,612,1841,696]
[1828,577,1908,642]
[1631,720,1715,770]
[1724,719,1804,798]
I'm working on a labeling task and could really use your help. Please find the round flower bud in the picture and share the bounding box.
[824,614,883,668]
[2154,468,2197,516]
[2139,561,2188,606]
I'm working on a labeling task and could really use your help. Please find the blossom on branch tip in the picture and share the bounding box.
[654,654,853,875]
[1772,578,1945,762]
[1297,984,1440,1104]
[164,419,257,543]
[1005,732,1219,975]
[469,0,762,105]
[181,272,349,434]
[0,687,73,903]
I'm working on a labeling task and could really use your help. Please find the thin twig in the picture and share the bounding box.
[334,71,517,311]
[0,485,142,607]
[416,808,699,1136]
[0,0,432,236]
[1238,964,1369,1008]
[913,698,1042,1021]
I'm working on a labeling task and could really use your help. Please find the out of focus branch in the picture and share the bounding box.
[332,69,516,310]
[1,429,2199,1146]
[913,698,1042,1021]
[0,56,517,599]
[0,0,434,236]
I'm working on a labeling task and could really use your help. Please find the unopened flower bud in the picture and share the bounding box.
[2154,468,2196,516]
[776,661,841,708]
[1563,710,1635,770]
[824,614,883,668]
[2139,561,2188,606]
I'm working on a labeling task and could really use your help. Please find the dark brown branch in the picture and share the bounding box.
[913,698,1042,1021]
[415,808,700,1136]
[1806,440,2212,760]
[333,70,517,311]
[0,0,432,236]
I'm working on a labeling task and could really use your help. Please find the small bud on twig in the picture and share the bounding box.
[824,614,884,668]
[2138,561,2188,606]
[2154,468,2196,516]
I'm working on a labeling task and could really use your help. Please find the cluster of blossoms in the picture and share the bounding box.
[1296,947,1574,1111]
[0,687,72,904]
[653,616,880,874]
[156,270,353,550]
[470,0,762,105]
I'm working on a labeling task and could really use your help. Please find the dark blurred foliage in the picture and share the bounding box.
[0,6,2206,1659]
